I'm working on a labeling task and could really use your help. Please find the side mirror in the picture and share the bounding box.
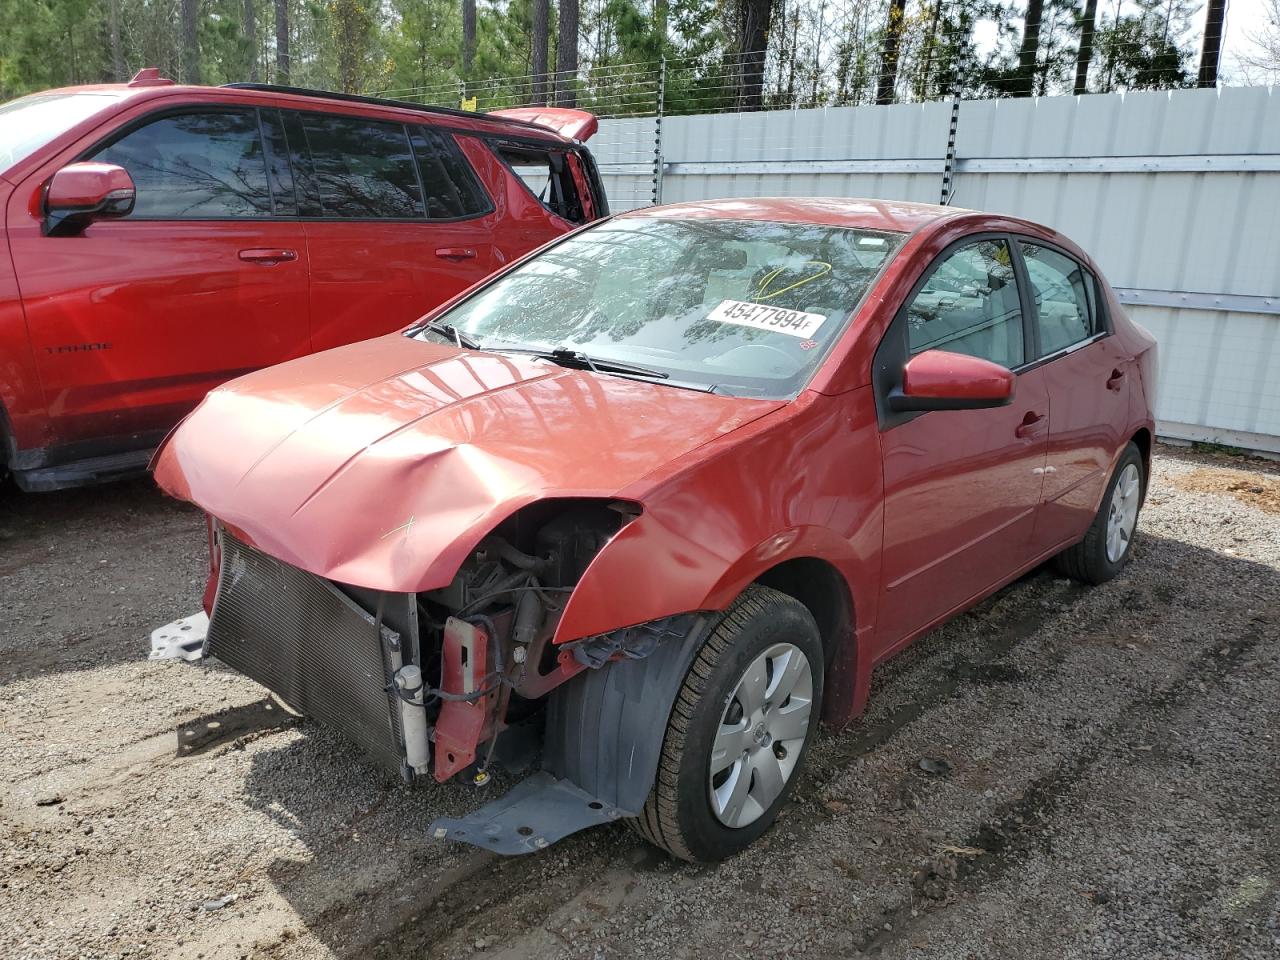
[44,162,136,237]
[888,349,1015,412]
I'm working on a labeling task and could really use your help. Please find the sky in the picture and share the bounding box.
[967,0,1276,83]
[1223,0,1274,79]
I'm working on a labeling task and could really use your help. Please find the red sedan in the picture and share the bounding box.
[153,197,1157,862]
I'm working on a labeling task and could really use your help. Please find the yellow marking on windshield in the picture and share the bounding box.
[752,261,833,301]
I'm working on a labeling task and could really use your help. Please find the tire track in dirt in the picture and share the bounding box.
[853,609,1276,955]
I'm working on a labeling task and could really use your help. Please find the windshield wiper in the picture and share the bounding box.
[495,346,670,380]
[417,320,482,350]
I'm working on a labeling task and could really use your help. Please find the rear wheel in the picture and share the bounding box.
[1054,441,1145,584]
[631,585,823,862]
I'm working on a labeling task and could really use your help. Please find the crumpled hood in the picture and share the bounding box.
[154,334,781,592]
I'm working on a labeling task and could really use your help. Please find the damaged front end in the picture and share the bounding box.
[172,501,702,853]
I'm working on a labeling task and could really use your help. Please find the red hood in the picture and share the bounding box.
[153,334,780,592]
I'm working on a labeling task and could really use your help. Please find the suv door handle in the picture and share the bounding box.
[239,248,297,264]
[435,247,477,261]
[1106,368,1126,392]
[1015,411,1047,439]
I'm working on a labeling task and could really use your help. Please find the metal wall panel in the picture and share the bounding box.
[592,87,1280,451]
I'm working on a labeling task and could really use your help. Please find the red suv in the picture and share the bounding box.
[0,70,606,491]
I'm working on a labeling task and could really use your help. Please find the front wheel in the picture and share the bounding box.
[631,585,824,862]
[1055,441,1146,584]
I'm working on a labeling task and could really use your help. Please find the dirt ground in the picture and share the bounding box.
[2,444,1278,960]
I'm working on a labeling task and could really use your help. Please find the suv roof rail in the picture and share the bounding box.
[220,82,553,134]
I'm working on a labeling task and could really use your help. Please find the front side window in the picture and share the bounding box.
[297,114,423,219]
[0,91,127,174]
[93,111,271,218]
[906,238,1024,369]
[421,217,905,398]
[1020,242,1095,356]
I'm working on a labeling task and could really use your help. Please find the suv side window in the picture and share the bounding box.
[494,142,585,223]
[408,129,492,219]
[1018,242,1096,356]
[905,238,1024,369]
[295,113,423,219]
[93,110,271,218]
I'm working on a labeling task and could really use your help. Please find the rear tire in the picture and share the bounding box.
[1054,441,1145,585]
[630,584,823,862]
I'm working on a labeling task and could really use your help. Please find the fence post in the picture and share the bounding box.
[939,96,960,204]
[653,57,666,206]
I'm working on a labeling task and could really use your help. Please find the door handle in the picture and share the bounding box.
[239,248,298,264]
[1015,411,1047,439]
[435,246,478,261]
[1106,368,1126,392]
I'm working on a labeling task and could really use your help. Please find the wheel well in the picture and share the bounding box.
[0,401,12,472]
[753,557,854,666]
[1130,427,1153,498]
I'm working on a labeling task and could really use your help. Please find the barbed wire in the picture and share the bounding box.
[368,10,1247,121]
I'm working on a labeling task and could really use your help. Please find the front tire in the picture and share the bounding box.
[1054,441,1145,584]
[631,585,824,862]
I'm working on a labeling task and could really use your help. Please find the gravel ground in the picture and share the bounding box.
[1,444,1277,960]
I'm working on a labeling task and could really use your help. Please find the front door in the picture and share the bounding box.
[874,236,1050,651]
[7,106,309,456]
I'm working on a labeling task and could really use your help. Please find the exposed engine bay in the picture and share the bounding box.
[200,501,658,790]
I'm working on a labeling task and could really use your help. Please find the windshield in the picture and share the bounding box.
[421,217,905,398]
[0,92,126,174]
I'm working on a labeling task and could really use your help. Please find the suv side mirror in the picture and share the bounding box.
[888,349,1015,412]
[45,162,136,237]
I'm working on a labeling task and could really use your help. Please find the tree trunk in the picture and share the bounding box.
[737,0,773,110]
[109,0,124,80]
[555,0,579,105]
[916,0,944,99]
[244,0,259,82]
[463,0,477,77]
[1073,0,1098,95]
[532,0,549,103]
[181,0,201,83]
[275,0,290,83]
[1197,0,1227,86]
[875,0,907,105]
[1014,0,1044,97]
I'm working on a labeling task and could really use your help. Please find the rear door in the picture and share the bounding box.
[285,111,500,352]
[1015,239,1132,549]
[7,105,309,455]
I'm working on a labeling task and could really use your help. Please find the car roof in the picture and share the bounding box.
[19,80,576,145]
[620,197,971,235]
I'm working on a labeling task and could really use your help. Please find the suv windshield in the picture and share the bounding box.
[0,91,127,174]
[421,217,905,398]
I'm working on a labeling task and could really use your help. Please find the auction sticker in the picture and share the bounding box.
[707,299,826,339]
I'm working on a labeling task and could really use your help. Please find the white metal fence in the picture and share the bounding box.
[592,86,1280,453]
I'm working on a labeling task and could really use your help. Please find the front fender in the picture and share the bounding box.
[552,388,885,650]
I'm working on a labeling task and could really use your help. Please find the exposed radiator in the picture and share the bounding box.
[206,532,406,774]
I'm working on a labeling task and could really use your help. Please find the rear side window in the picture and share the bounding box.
[495,142,585,223]
[409,129,491,219]
[296,114,423,219]
[93,110,271,218]
[1019,242,1096,356]
[906,238,1024,369]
